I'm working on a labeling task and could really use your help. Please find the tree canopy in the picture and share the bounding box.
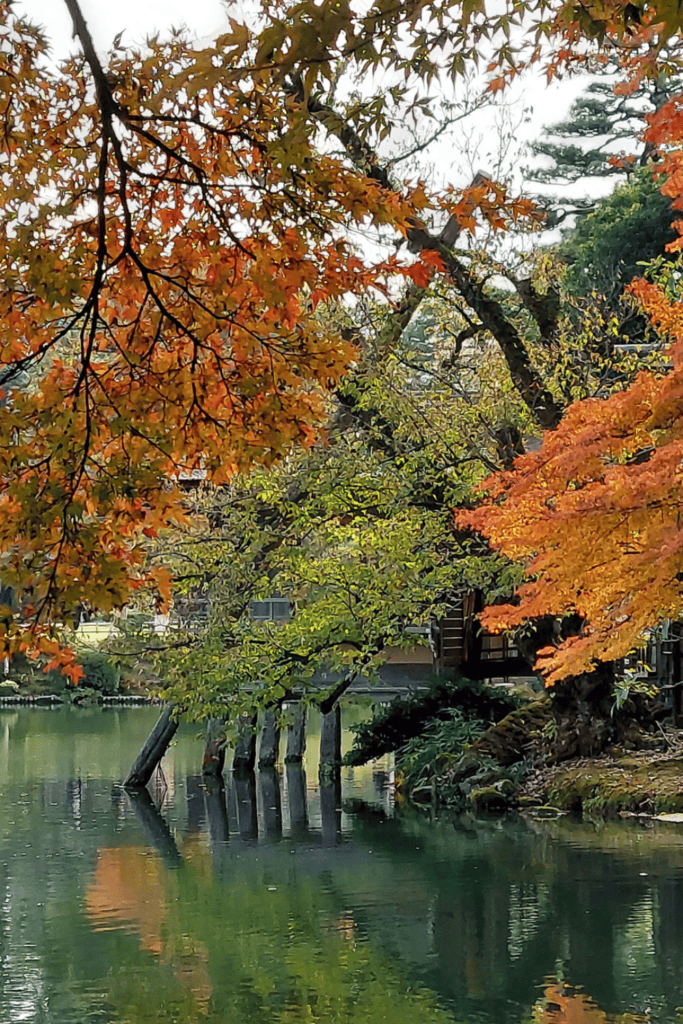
[6,0,683,694]
[0,0,557,675]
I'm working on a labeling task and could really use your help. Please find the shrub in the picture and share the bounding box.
[343,673,517,766]
[73,652,120,695]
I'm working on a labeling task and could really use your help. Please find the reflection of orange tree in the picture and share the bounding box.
[83,841,462,1024]
[84,846,212,1006]
[534,982,649,1024]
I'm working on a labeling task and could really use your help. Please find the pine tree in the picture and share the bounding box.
[528,72,679,225]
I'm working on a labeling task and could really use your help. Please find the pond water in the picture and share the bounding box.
[2,706,683,1024]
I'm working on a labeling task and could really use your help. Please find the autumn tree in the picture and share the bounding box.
[0,1,442,673]
[8,0,683,771]
[0,0,574,683]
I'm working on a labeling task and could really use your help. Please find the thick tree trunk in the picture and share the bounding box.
[285,705,306,763]
[508,616,659,762]
[124,703,179,789]
[550,666,656,761]
[258,709,280,768]
[202,717,226,777]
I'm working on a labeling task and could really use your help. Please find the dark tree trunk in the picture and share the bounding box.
[550,665,656,761]
[550,665,619,760]
[124,703,179,789]
[202,717,226,777]
[514,617,657,762]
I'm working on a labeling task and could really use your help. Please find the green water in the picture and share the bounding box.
[1,708,683,1024]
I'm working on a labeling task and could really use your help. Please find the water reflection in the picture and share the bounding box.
[1,709,683,1023]
[538,981,650,1024]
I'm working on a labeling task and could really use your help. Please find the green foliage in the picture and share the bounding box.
[344,674,517,766]
[133,323,525,721]
[395,709,487,793]
[72,652,120,695]
[529,77,677,193]
[560,168,676,300]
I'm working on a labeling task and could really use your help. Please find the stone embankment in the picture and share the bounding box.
[0,693,153,706]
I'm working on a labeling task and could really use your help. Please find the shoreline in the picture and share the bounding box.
[0,694,155,706]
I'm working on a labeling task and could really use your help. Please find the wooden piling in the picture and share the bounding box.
[319,703,341,774]
[258,709,281,768]
[285,705,306,763]
[232,713,257,772]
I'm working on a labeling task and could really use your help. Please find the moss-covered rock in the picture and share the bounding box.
[537,754,683,816]
[470,778,516,813]
[468,699,552,765]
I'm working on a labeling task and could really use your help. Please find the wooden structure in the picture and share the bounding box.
[432,592,530,680]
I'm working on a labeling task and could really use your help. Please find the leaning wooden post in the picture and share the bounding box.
[232,713,257,773]
[124,703,179,789]
[258,709,281,768]
[285,705,306,763]
[319,703,341,775]
[202,717,226,777]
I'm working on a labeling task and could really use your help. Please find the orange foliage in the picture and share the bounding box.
[0,2,548,673]
[0,5,436,669]
[456,67,683,684]
[457,277,683,683]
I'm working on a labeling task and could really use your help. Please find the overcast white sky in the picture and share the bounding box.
[14,0,600,212]
[16,0,230,55]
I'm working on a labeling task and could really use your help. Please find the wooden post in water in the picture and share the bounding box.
[285,705,306,763]
[124,703,179,789]
[258,709,280,768]
[202,717,226,777]
[203,776,230,858]
[286,765,308,838]
[232,771,258,839]
[259,768,283,838]
[232,713,257,772]
[319,703,341,774]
